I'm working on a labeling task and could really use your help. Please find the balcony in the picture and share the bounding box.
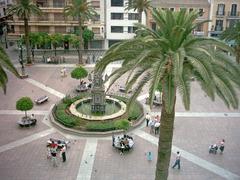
[216,11,225,17]
[227,11,240,19]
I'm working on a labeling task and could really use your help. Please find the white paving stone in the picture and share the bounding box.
[76,139,97,180]
[25,78,65,98]
[134,129,240,180]
[0,128,55,153]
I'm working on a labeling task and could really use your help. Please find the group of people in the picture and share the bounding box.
[209,139,225,154]
[47,139,68,167]
[145,113,161,135]
[112,134,134,155]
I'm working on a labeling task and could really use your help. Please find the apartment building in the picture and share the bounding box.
[7,0,105,49]
[0,0,12,34]
[209,0,240,37]
[149,0,210,37]
[105,0,146,48]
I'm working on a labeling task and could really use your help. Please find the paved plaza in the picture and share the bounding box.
[0,59,240,180]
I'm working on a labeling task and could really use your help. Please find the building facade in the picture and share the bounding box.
[208,0,240,37]
[149,0,210,37]
[6,0,105,48]
[105,0,146,48]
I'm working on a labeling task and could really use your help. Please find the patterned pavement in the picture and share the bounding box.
[0,64,239,180]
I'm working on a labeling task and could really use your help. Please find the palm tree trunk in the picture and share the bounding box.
[78,17,84,64]
[235,45,240,64]
[24,18,31,64]
[155,94,176,180]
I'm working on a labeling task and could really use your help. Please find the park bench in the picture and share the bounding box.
[18,118,37,127]
[35,95,49,104]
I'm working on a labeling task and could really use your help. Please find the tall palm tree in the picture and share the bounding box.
[126,0,152,23]
[96,9,240,179]
[64,0,97,64]
[7,0,42,64]
[220,21,240,64]
[0,46,19,94]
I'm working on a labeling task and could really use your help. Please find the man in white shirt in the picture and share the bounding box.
[145,113,151,127]
[172,151,181,169]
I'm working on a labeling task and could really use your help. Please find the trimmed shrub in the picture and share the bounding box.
[114,119,130,131]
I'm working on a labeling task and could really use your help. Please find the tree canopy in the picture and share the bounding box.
[71,66,88,80]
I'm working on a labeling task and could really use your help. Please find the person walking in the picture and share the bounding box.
[219,139,225,154]
[172,151,181,169]
[61,145,66,162]
[51,149,58,167]
[145,113,151,127]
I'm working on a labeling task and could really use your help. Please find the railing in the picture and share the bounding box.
[227,11,240,17]
[216,11,225,16]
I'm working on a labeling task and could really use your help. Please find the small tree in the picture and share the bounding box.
[29,32,40,61]
[71,66,88,86]
[70,35,81,60]
[50,33,63,57]
[83,28,94,49]
[16,97,33,118]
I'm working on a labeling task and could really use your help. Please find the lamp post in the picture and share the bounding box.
[18,36,28,78]
[3,25,8,49]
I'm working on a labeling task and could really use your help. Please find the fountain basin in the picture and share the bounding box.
[69,96,127,121]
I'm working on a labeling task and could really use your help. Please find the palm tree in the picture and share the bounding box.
[0,46,19,94]
[126,0,152,23]
[64,0,97,64]
[96,9,240,179]
[220,21,240,64]
[7,0,42,64]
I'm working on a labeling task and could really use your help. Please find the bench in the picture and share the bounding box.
[18,118,37,127]
[35,95,49,104]
[153,100,162,106]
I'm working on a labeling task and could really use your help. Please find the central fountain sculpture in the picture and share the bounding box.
[91,72,106,113]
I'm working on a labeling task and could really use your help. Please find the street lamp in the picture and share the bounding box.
[2,25,8,49]
[18,36,28,78]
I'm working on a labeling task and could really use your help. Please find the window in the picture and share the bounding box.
[151,22,156,31]
[111,13,124,20]
[38,14,48,21]
[215,20,223,31]
[38,26,49,33]
[170,8,174,11]
[189,8,193,13]
[231,4,237,16]
[92,27,100,34]
[92,14,100,22]
[111,26,123,33]
[90,40,103,49]
[91,1,100,8]
[54,13,65,21]
[53,0,65,7]
[217,4,225,15]
[55,26,66,33]
[128,13,139,20]
[128,26,137,33]
[195,24,203,31]
[111,0,123,7]
[36,0,47,7]
[199,9,204,16]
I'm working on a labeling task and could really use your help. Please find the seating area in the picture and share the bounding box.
[18,118,37,127]
[35,95,49,104]
[76,82,92,92]
[44,56,65,64]
[112,134,134,153]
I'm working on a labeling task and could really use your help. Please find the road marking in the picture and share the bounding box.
[0,110,48,115]
[25,78,65,98]
[0,128,55,153]
[134,130,240,180]
[76,139,97,180]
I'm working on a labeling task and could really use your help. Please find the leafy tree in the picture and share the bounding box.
[126,0,152,23]
[50,33,63,56]
[69,34,81,61]
[64,0,97,64]
[7,0,42,64]
[83,28,94,49]
[16,97,34,118]
[37,32,51,60]
[29,32,40,61]
[63,34,71,50]
[96,9,240,179]
[0,46,19,94]
[71,66,88,86]
[220,21,240,64]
